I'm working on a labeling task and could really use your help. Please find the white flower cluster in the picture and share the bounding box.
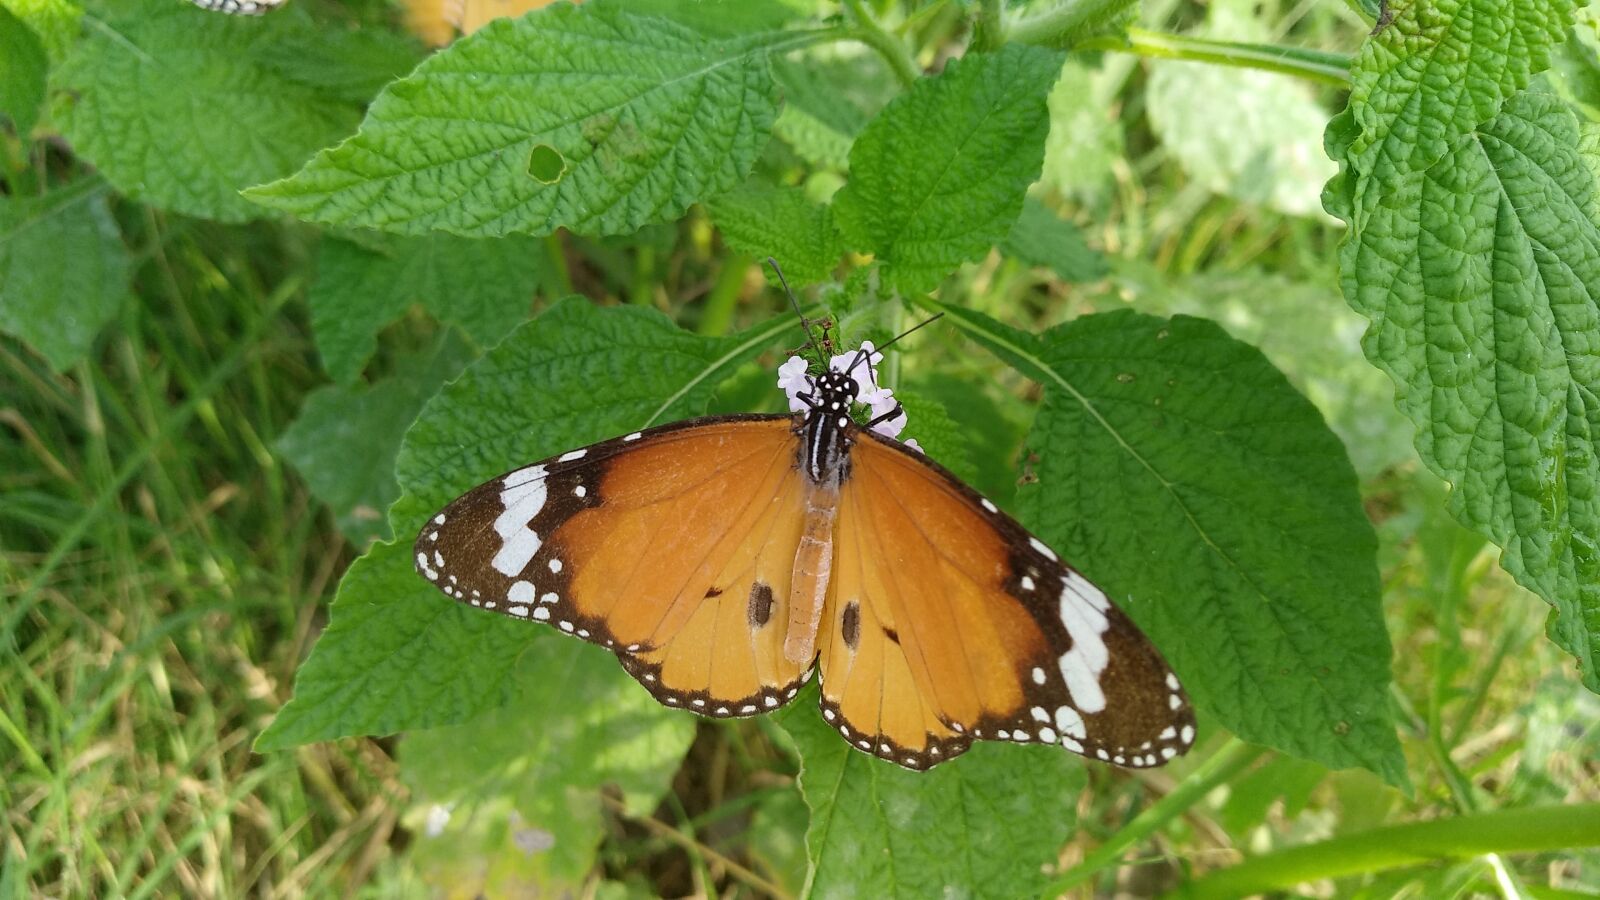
[776,341,922,453]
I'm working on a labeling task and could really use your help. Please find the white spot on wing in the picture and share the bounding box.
[1054,706,1087,739]
[624,432,642,442]
[492,466,548,576]
[1029,537,1058,561]
[981,498,998,513]
[1057,574,1111,713]
[559,449,587,462]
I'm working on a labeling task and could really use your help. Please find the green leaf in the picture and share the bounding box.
[50,2,365,223]
[930,303,1407,783]
[257,24,425,106]
[1328,0,1600,689]
[1146,0,1337,218]
[893,391,977,486]
[1330,0,1576,221]
[402,639,695,892]
[706,180,842,285]
[0,3,46,135]
[1339,89,1600,691]
[833,44,1065,294]
[770,48,895,170]
[999,196,1106,282]
[255,523,533,751]
[310,232,541,383]
[246,0,784,237]
[0,185,130,371]
[260,301,794,748]
[616,0,809,37]
[0,0,78,60]
[275,334,473,545]
[777,688,1086,899]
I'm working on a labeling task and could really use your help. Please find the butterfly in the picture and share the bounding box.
[188,0,285,14]
[414,274,1195,771]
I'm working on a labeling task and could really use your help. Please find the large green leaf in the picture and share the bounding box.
[931,304,1407,784]
[0,185,129,371]
[259,300,795,749]
[833,43,1065,294]
[310,232,541,383]
[1326,0,1600,690]
[50,2,366,223]
[246,0,784,237]
[402,640,695,893]
[777,687,1086,900]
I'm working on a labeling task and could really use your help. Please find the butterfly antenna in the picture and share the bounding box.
[767,258,822,360]
[844,313,946,376]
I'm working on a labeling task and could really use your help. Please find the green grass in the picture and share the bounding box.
[0,216,412,898]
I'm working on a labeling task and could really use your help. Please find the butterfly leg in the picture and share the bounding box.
[865,403,904,430]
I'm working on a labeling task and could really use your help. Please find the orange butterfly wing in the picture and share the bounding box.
[415,415,815,714]
[819,428,1196,770]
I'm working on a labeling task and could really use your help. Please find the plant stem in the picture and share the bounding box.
[842,0,921,86]
[972,0,1004,51]
[1081,27,1352,86]
[1176,804,1600,899]
[697,253,753,336]
[1006,0,1139,49]
[1045,739,1267,895]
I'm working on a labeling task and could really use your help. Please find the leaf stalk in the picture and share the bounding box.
[1079,27,1353,87]
[1174,803,1600,898]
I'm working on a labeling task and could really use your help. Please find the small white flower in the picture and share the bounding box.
[776,341,918,450]
[777,356,813,412]
[829,341,884,401]
[903,438,924,454]
[867,388,908,439]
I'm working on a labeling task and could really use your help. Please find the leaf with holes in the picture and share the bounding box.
[51,1,367,223]
[0,186,130,371]
[310,232,541,383]
[930,303,1407,784]
[245,0,784,237]
[402,639,695,893]
[259,300,793,748]
[833,43,1064,294]
[1326,0,1600,690]
[778,686,1085,899]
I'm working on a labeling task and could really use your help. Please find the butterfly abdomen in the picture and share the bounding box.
[784,473,840,664]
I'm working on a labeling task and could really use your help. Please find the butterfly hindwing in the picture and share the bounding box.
[820,428,1196,770]
[416,415,815,715]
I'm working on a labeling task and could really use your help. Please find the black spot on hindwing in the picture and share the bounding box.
[747,581,774,628]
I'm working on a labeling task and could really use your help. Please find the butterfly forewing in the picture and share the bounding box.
[818,429,1196,770]
[415,415,815,713]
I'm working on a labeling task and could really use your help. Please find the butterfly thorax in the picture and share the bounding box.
[799,369,859,484]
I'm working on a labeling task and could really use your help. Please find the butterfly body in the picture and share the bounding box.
[416,349,1196,771]
[189,0,285,14]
